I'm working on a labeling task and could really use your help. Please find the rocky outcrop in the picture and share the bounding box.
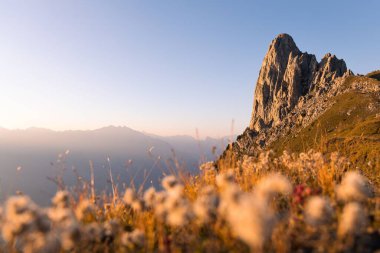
[250,34,349,131]
[217,34,380,161]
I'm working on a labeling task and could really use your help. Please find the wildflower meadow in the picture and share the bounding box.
[0,149,379,253]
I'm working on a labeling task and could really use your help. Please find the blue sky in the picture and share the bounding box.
[0,1,379,137]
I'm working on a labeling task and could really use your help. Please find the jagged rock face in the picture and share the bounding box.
[250,34,348,131]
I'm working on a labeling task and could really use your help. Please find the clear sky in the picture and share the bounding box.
[0,1,379,137]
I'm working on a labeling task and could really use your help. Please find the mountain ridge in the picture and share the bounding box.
[221,34,380,172]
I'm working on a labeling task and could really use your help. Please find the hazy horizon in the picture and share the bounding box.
[0,124,234,205]
[0,124,238,139]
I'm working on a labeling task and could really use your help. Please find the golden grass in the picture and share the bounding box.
[1,148,378,253]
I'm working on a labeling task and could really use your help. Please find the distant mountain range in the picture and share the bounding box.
[0,126,235,205]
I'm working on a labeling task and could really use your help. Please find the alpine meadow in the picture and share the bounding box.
[0,1,379,253]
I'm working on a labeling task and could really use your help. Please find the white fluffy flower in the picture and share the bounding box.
[338,202,367,237]
[123,188,144,211]
[82,223,103,244]
[215,170,234,188]
[226,192,275,251]
[143,187,156,208]
[1,196,49,242]
[52,191,70,209]
[336,172,373,202]
[199,161,216,171]
[304,196,333,226]
[193,186,220,224]
[123,188,137,205]
[163,195,193,227]
[120,229,145,249]
[149,176,193,227]
[21,231,60,253]
[218,182,242,219]
[162,175,180,190]
[221,174,292,250]
[47,206,76,226]
[254,173,292,202]
[60,225,81,251]
[75,199,95,221]
[103,219,121,240]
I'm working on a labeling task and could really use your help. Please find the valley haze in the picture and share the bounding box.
[0,126,234,205]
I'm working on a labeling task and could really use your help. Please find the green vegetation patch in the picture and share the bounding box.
[367,70,380,81]
[270,90,380,179]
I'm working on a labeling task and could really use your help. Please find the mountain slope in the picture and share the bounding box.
[271,79,379,169]
[221,34,380,181]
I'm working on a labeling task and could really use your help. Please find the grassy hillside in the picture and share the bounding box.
[270,76,380,184]
[367,70,380,81]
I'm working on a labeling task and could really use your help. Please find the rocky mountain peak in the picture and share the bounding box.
[249,34,349,131]
[266,33,301,66]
